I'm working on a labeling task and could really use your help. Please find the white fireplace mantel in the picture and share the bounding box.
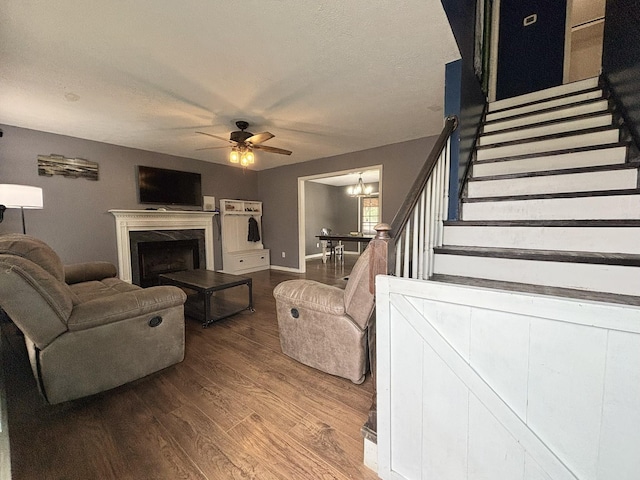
[109,209,217,283]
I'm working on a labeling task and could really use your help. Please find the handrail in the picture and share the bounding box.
[389,115,458,241]
[458,104,487,202]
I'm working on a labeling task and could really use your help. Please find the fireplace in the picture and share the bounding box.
[110,210,217,283]
[129,229,206,286]
[137,239,200,287]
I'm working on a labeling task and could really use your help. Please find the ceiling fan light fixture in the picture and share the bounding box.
[229,148,240,163]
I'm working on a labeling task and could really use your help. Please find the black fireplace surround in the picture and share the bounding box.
[129,229,206,287]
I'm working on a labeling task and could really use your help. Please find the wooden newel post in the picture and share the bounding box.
[362,222,391,443]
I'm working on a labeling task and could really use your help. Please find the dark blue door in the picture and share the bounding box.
[496,0,567,100]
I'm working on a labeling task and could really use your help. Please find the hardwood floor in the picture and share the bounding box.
[3,254,378,479]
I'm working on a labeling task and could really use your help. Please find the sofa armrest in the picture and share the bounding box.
[273,279,345,315]
[64,262,118,285]
[67,286,187,331]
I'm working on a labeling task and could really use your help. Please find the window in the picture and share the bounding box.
[361,197,380,235]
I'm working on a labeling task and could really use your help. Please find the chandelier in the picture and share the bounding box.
[229,145,255,167]
[347,174,372,197]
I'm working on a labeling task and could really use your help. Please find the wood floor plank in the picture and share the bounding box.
[158,405,281,480]
[289,414,380,480]
[205,333,369,443]
[161,361,254,432]
[220,319,283,353]
[184,335,309,431]
[96,388,207,480]
[133,371,188,417]
[227,412,349,480]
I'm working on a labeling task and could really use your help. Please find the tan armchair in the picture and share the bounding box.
[273,247,375,383]
[0,234,187,404]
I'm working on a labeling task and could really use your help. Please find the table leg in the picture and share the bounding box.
[247,278,255,312]
[203,290,213,328]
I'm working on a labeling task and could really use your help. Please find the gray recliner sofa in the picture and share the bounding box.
[0,234,187,404]
[273,246,375,384]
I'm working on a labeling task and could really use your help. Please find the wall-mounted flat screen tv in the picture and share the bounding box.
[137,165,202,207]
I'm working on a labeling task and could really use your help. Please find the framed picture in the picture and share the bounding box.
[38,154,99,181]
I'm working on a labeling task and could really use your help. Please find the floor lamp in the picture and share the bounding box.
[0,184,44,234]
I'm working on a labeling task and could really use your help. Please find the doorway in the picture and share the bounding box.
[297,166,382,273]
[488,0,606,101]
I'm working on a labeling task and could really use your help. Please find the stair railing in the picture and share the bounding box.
[362,114,458,446]
[387,114,458,279]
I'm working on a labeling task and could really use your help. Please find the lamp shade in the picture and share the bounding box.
[0,184,44,209]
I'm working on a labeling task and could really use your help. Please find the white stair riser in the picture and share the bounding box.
[483,100,610,133]
[486,90,603,122]
[476,130,620,161]
[479,114,612,146]
[433,254,640,296]
[473,147,627,177]
[443,226,640,254]
[489,77,599,112]
[462,195,640,221]
[467,169,637,198]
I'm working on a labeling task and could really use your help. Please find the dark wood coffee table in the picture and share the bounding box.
[159,269,254,327]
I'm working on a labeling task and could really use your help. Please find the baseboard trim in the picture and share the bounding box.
[363,437,378,473]
[270,265,304,273]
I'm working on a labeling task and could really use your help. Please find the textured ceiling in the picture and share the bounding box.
[0,1,459,170]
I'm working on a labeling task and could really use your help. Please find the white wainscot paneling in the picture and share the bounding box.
[420,298,472,362]
[468,395,525,479]
[527,320,608,480]
[377,276,640,480]
[469,308,530,420]
[389,301,425,480]
[597,331,640,479]
[421,343,469,480]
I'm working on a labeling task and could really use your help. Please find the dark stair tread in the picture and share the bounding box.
[484,97,609,129]
[474,142,629,165]
[476,125,617,151]
[488,86,603,117]
[481,110,612,138]
[430,274,640,306]
[462,187,640,203]
[434,245,640,266]
[444,219,640,227]
[469,161,640,182]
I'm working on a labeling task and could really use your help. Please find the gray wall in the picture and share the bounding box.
[1,124,438,271]
[258,135,439,269]
[305,182,332,256]
[304,182,359,256]
[0,124,258,267]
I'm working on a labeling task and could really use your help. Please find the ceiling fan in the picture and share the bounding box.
[196,121,292,166]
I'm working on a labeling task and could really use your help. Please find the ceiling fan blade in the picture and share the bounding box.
[246,131,274,145]
[253,144,293,155]
[196,131,234,144]
[195,145,232,151]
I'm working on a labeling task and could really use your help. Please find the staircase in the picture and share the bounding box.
[432,77,640,304]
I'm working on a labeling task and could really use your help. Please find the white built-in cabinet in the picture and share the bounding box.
[220,199,270,274]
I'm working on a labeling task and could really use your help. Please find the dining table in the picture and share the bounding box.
[316,234,374,263]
